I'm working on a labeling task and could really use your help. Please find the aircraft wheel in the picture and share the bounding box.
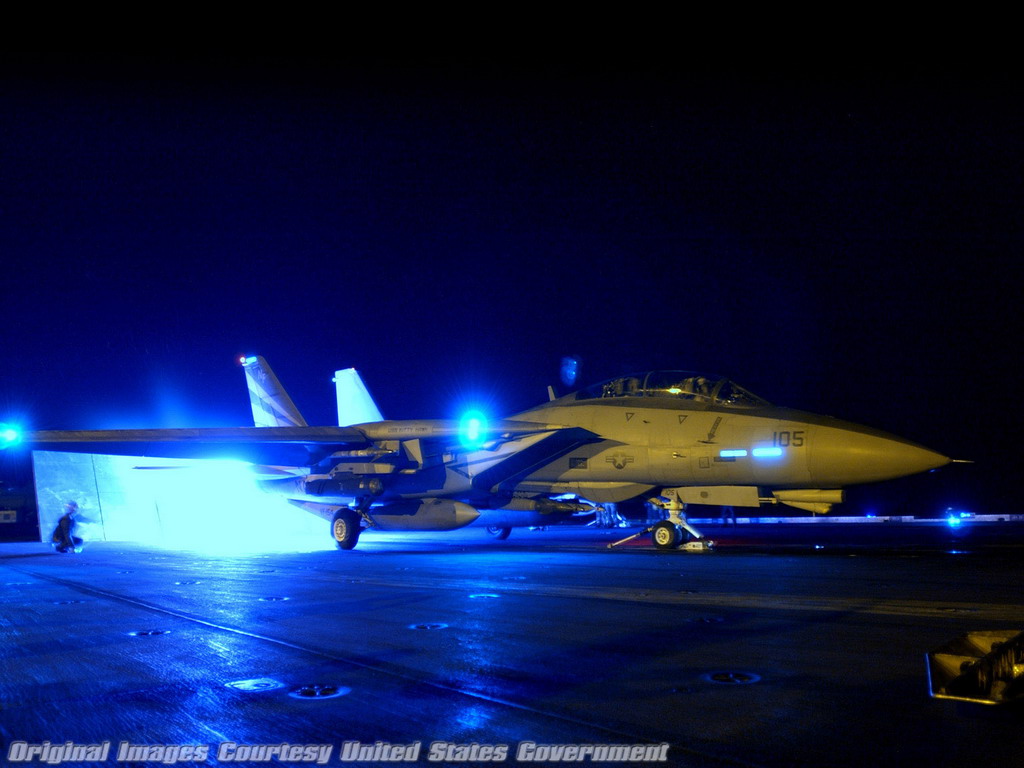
[652,521,682,550]
[331,509,361,551]
[486,526,512,540]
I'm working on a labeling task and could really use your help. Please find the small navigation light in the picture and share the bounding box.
[459,410,488,450]
[719,449,748,458]
[752,447,784,458]
[1,424,21,448]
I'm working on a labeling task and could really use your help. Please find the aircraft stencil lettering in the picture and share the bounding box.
[8,360,954,550]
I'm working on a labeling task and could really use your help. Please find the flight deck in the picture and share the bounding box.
[2,521,1023,767]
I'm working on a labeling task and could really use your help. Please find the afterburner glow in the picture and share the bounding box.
[32,452,328,555]
[140,459,327,553]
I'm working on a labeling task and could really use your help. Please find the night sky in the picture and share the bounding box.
[1,56,1019,514]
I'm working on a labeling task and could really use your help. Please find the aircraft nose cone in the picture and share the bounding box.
[811,426,949,485]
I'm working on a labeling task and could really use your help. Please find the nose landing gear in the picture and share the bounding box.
[607,488,714,551]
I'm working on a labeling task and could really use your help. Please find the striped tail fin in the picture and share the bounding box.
[240,356,307,427]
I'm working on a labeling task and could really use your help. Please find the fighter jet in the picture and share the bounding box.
[5,358,951,550]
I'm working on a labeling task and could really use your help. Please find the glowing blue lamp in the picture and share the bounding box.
[944,507,971,528]
[1,424,21,448]
[459,410,488,450]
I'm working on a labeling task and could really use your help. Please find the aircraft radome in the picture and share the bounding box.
[3,357,953,551]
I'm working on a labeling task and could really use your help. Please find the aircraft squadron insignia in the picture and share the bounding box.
[606,453,635,470]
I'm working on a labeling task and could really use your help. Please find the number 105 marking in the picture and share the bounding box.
[773,430,805,447]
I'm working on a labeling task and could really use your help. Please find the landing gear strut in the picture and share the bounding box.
[607,489,714,551]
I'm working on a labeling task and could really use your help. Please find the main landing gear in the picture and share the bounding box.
[331,508,362,550]
[607,489,714,551]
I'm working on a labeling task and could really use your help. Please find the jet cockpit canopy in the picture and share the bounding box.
[574,371,770,408]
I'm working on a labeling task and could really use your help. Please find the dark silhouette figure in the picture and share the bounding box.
[52,501,84,553]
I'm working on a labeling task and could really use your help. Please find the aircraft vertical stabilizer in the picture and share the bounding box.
[334,368,383,425]
[241,356,308,428]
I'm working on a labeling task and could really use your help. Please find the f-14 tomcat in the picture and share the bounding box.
[8,357,952,550]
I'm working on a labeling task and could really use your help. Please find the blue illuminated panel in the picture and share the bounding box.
[752,447,784,458]
[719,449,748,458]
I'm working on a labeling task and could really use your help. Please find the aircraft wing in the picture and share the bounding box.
[24,426,370,466]
[21,419,581,467]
